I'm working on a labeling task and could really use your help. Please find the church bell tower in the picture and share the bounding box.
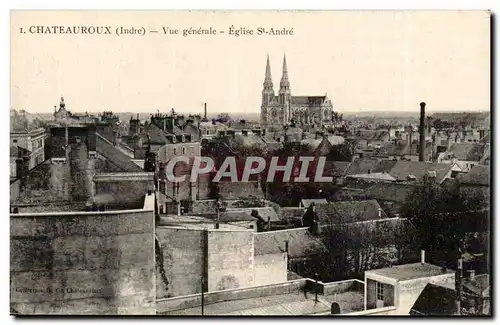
[279,54,291,124]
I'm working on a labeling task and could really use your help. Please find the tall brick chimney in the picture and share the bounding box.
[204,103,207,120]
[419,102,426,162]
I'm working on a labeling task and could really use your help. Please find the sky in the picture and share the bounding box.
[10,10,490,115]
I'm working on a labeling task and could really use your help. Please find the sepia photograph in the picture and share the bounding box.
[9,9,491,316]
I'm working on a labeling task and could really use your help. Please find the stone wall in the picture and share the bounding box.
[93,173,155,208]
[254,253,287,287]
[10,195,156,315]
[155,227,204,298]
[15,160,71,204]
[207,230,254,292]
[156,227,255,298]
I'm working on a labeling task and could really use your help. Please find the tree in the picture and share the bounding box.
[217,113,231,123]
[401,178,488,268]
[302,216,408,282]
[327,140,356,162]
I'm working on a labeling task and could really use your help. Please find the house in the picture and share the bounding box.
[199,121,228,139]
[344,158,462,186]
[310,199,387,228]
[216,181,265,201]
[10,146,30,181]
[380,160,461,184]
[410,272,490,316]
[456,165,490,204]
[300,198,328,208]
[358,183,421,217]
[437,143,489,171]
[277,207,307,225]
[374,139,433,162]
[409,284,458,315]
[350,159,462,185]
[462,273,490,315]
[364,255,456,315]
[350,129,391,149]
[95,133,145,173]
[344,158,381,176]
[10,127,46,169]
[344,172,397,187]
[323,161,351,185]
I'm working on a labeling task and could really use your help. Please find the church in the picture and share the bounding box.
[260,55,335,129]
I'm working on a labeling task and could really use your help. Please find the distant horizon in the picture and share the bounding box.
[14,107,491,118]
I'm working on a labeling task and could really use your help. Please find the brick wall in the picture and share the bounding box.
[10,198,156,315]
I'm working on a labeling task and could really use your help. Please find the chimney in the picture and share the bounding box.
[419,102,426,162]
[378,208,382,218]
[65,126,69,160]
[468,270,475,282]
[421,250,425,264]
[425,170,437,183]
[204,103,207,120]
[456,257,463,314]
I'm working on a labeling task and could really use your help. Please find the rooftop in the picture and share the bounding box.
[157,215,250,231]
[362,182,421,203]
[448,142,488,161]
[314,199,386,224]
[347,172,397,181]
[410,283,458,315]
[164,293,332,316]
[96,133,144,172]
[301,198,328,208]
[457,165,490,186]
[366,262,454,281]
[254,227,327,258]
[157,278,364,316]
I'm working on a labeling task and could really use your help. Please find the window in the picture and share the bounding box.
[173,148,177,155]
[376,282,384,301]
[13,139,17,143]
[182,147,186,155]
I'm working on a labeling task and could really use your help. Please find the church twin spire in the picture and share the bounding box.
[263,54,273,89]
[280,54,290,89]
[262,54,290,93]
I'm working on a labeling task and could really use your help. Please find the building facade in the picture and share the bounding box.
[260,55,335,129]
[10,127,46,169]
